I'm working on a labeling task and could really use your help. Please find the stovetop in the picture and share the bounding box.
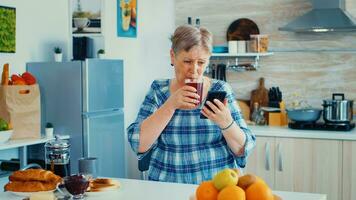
[288,122,355,131]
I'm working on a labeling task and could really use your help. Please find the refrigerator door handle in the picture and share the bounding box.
[82,108,124,119]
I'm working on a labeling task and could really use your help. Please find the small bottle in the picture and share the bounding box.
[251,102,259,122]
[195,18,200,28]
[187,17,192,25]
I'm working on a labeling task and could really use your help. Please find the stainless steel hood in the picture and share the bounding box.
[279,0,356,32]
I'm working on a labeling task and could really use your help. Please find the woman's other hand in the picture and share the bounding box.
[167,85,200,110]
[201,99,233,128]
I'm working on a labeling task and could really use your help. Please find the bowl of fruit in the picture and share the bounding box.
[0,118,12,144]
[192,168,281,200]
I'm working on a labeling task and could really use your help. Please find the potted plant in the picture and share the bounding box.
[97,49,105,58]
[45,122,54,138]
[54,47,62,62]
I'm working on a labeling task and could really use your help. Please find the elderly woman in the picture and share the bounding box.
[127,25,255,184]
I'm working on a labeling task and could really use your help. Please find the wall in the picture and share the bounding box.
[103,0,175,179]
[0,0,70,74]
[0,0,175,179]
[0,0,70,163]
[175,0,356,110]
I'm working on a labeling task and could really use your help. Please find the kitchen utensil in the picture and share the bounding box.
[322,93,353,124]
[237,100,250,121]
[78,157,98,179]
[45,136,71,177]
[212,46,228,53]
[268,87,282,107]
[221,64,226,81]
[250,77,269,114]
[216,64,226,81]
[286,108,322,122]
[226,18,260,41]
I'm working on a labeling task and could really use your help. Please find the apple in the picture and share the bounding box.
[212,168,238,191]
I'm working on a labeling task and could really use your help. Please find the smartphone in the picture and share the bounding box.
[200,91,227,119]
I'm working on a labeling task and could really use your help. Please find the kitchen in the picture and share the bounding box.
[0,0,355,199]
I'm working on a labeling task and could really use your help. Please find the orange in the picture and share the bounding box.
[245,181,273,200]
[217,185,245,200]
[196,181,219,200]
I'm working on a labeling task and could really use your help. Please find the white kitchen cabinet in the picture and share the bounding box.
[244,136,275,188]
[343,141,356,200]
[275,138,342,200]
[245,136,343,200]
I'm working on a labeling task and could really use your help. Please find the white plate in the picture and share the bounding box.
[8,190,55,197]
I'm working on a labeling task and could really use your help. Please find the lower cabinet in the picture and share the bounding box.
[244,137,275,188]
[245,136,343,200]
[343,141,356,200]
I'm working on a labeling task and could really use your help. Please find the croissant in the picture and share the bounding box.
[9,169,61,183]
[5,181,57,192]
[88,178,120,192]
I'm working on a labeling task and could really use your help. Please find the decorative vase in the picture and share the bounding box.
[98,53,105,59]
[45,127,54,138]
[54,53,63,62]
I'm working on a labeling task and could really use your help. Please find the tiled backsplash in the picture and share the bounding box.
[176,0,356,112]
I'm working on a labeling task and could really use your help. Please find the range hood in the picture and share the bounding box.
[279,0,356,32]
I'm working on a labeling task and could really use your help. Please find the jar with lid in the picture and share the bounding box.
[248,34,269,53]
[45,136,71,177]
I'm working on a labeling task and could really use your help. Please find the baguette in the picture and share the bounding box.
[1,63,9,85]
[9,169,61,183]
[5,181,57,192]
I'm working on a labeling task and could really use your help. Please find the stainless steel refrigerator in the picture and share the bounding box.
[27,59,125,178]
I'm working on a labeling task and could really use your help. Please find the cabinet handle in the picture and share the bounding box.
[278,143,283,171]
[265,142,270,171]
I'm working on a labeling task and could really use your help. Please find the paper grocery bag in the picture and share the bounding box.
[0,84,41,139]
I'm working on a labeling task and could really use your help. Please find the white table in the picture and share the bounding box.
[0,178,327,200]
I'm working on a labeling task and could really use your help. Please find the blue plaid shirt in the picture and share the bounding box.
[127,79,255,184]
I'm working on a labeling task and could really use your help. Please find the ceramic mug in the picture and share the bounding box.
[78,157,98,179]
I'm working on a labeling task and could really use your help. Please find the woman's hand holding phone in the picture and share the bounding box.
[200,91,234,129]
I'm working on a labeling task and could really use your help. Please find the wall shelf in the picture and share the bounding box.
[211,52,274,57]
[210,52,274,68]
[72,33,103,37]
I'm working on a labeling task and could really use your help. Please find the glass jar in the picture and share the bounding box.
[45,136,71,177]
[249,34,269,53]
